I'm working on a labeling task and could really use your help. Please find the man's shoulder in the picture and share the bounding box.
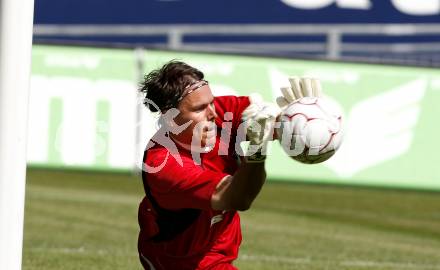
[214,95,249,109]
[143,141,193,171]
[214,95,250,125]
[144,142,167,158]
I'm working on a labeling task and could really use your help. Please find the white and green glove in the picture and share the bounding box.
[241,94,280,163]
[276,77,323,109]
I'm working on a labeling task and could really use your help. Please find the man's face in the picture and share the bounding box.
[172,84,218,148]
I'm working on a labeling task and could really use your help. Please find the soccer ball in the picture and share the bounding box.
[276,97,343,164]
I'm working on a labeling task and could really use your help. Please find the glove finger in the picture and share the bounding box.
[276,96,289,109]
[288,77,303,100]
[260,104,281,119]
[311,78,323,97]
[249,93,263,104]
[280,86,295,103]
[300,78,313,97]
[241,103,258,122]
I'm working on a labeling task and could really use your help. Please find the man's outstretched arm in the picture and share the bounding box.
[211,161,266,211]
[211,94,279,211]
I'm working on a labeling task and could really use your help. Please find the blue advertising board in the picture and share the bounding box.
[34,0,440,24]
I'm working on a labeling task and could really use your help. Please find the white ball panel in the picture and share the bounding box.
[278,97,344,164]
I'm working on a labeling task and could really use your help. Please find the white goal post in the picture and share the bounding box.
[0,0,35,269]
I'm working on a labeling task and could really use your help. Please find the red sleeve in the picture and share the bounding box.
[144,147,229,210]
[214,96,250,132]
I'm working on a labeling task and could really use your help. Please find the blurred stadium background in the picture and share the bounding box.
[22,0,440,269]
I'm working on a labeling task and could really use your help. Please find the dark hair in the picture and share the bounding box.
[140,60,204,112]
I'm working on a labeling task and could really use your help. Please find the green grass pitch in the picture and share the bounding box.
[23,169,440,270]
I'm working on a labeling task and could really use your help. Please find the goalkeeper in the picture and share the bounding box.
[137,60,321,270]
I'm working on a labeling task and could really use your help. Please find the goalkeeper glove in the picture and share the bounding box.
[241,94,280,163]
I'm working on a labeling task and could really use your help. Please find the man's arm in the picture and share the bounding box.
[211,161,266,211]
[211,94,278,211]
